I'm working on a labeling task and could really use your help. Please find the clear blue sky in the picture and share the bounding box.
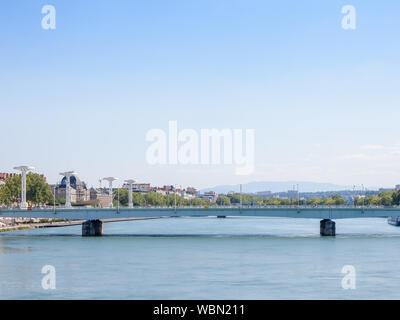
[1,0,400,189]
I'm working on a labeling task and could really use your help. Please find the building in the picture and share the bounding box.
[122,183,152,194]
[254,191,272,198]
[200,191,218,203]
[154,187,167,195]
[89,188,113,207]
[179,190,195,200]
[186,187,199,197]
[0,173,17,182]
[55,175,90,203]
[287,190,298,199]
[0,173,17,187]
[54,175,113,207]
[133,183,151,190]
[378,188,394,192]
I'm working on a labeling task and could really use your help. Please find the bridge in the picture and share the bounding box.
[2,206,400,236]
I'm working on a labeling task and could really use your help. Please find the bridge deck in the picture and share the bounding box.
[1,206,400,220]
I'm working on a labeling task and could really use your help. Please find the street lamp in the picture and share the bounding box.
[103,177,118,208]
[174,184,177,213]
[52,181,57,212]
[361,184,365,208]
[59,171,77,208]
[125,179,136,208]
[13,166,34,210]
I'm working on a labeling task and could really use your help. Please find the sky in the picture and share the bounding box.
[1,0,400,190]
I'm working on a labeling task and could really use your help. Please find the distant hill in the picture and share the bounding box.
[201,181,351,194]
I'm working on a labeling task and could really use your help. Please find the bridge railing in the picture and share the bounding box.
[1,204,399,212]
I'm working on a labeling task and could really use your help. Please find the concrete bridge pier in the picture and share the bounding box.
[82,220,103,236]
[320,219,336,236]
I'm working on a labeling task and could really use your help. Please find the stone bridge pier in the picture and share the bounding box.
[82,220,103,236]
[320,219,336,236]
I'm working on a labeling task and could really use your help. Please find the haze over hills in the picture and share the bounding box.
[201,181,353,194]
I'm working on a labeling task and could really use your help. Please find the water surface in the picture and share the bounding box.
[1,217,400,299]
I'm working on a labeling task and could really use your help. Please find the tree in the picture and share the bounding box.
[380,194,393,206]
[114,188,128,206]
[216,195,231,206]
[132,192,145,206]
[365,195,380,206]
[322,198,335,205]
[307,198,323,205]
[391,190,400,206]
[331,194,346,205]
[26,173,54,205]
[144,192,167,206]
[188,198,210,206]
[0,173,53,206]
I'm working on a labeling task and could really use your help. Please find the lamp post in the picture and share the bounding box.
[240,184,243,212]
[59,171,76,208]
[361,184,365,208]
[53,182,57,213]
[125,179,136,208]
[174,185,177,213]
[117,183,120,212]
[103,177,118,208]
[13,166,34,210]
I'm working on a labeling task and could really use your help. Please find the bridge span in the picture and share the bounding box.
[1,206,400,236]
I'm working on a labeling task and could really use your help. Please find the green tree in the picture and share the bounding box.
[380,194,393,206]
[331,194,346,205]
[216,195,231,206]
[279,199,291,205]
[391,190,400,205]
[188,198,210,206]
[113,188,129,206]
[322,198,335,205]
[144,192,167,206]
[132,192,145,206]
[365,195,380,206]
[307,198,323,205]
[0,173,53,205]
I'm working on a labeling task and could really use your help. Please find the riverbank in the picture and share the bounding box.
[0,217,169,233]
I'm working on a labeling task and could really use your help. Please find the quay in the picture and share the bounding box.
[0,216,168,234]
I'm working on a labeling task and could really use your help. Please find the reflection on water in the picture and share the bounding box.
[1,217,400,299]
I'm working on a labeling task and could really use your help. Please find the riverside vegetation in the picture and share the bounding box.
[1,173,400,207]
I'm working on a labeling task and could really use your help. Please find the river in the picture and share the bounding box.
[1,216,400,299]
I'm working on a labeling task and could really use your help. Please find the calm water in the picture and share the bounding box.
[1,216,400,299]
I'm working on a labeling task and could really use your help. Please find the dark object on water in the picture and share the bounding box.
[82,219,103,236]
[320,219,336,236]
[388,217,400,226]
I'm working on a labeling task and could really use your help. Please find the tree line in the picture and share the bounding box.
[2,174,400,208]
[113,192,349,207]
[353,190,400,206]
[216,193,347,206]
[113,189,211,207]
